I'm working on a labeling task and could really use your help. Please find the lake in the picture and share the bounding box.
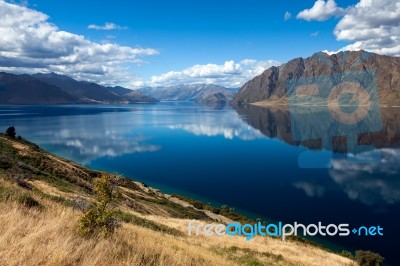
[0,102,399,264]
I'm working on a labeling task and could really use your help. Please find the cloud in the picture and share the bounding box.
[311,31,320,37]
[292,148,400,207]
[329,148,400,206]
[169,124,264,140]
[284,11,292,21]
[299,0,400,56]
[88,22,127,30]
[62,134,160,163]
[293,182,326,197]
[148,59,280,88]
[167,110,265,140]
[7,0,28,6]
[0,1,158,86]
[297,0,345,21]
[334,0,400,56]
[28,108,161,163]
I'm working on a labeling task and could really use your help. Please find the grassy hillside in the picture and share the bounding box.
[0,134,356,266]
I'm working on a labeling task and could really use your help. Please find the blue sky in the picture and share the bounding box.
[0,0,399,88]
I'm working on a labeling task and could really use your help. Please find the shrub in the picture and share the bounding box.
[211,207,220,214]
[79,206,118,237]
[220,205,231,213]
[0,154,13,169]
[355,250,384,266]
[79,175,122,237]
[340,250,354,259]
[192,200,203,209]
[5,126,16,138]
[121,179,140,190]
[17,194,40,208]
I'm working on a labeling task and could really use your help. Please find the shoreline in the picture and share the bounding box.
[0,133,362,265]
[34,137,354,255]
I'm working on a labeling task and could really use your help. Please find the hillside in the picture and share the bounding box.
[231,51,400,107]
[0,72,157,104]
[0,73,76,104]
[138,84,237,102]
[196,92,230,107]
[0,134,356,266]
[110,86,159,103]
[33,73,158,104]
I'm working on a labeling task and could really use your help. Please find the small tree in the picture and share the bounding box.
[355,250,384,266]
[79,174,122,237]
[5,126,16,138]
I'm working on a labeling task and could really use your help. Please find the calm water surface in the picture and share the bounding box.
[0,103,399,264]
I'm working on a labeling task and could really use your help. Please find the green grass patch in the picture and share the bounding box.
[171,194,254,224]
[115,211,184,237]
[0,183,41,208]
[210,245,285,266]
[137,195,209,220]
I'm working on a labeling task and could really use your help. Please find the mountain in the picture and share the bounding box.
[195,92,229,107]
[232,50,400,106]
[0,72,76,104]
[138,84,237,102]
[33,73,121,103]
[108,86,158,103]
[33,73,157,103]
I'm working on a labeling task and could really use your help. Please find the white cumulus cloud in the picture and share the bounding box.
[149,59,280,88]
[88,22,127,30]
[297,0,345,21]
[0,1,158,86]
[334,0,400,56]
[299,0,400,57]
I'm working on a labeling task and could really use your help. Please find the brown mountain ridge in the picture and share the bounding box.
[231,50,400,107]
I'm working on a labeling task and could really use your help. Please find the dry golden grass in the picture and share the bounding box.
[32,180,90,201]
[0,194,355,266]
[0,200,232,266]
[133,215,356,266]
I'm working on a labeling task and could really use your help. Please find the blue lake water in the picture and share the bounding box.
[0,102,399,264]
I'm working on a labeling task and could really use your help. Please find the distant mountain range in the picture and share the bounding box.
[138,84,238,103]
[195,92,230,107]
[0,73,76,104]
[0,72,238,105]
[2,51,400,106]
[232,50,400,107]
[0,72,157,104]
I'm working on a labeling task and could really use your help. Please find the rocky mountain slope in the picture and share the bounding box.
[196,92,229,106]
[110,86,158,103]
[138,84,237,102]
[232,51,400,107]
